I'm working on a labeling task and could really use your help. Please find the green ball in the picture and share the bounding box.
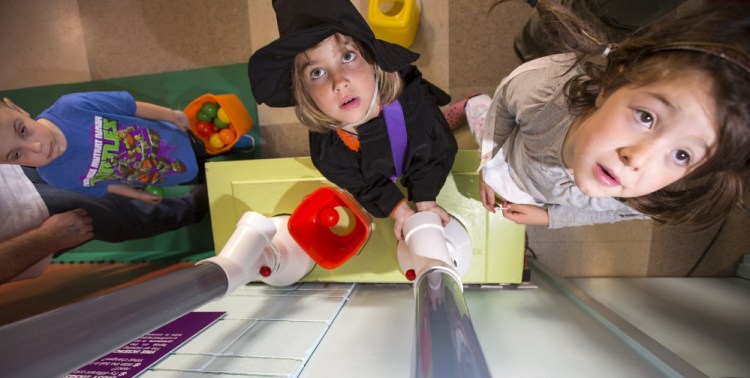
[196,110,212,122]
[200,102,218,118]
[213,116,229,129]
[145,185,164,196]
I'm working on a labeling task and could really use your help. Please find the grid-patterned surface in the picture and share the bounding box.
[142,283,354,377]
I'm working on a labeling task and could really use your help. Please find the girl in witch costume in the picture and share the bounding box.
[248,0,458,240]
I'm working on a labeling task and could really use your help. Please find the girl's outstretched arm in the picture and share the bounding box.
[545,205,647,228]
[501,202,549,226]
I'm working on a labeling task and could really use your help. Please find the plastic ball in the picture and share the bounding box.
[317,207,340,227]
[195,121,214,137]
[213,116,229,129]
[145,185,164,196]
[218,128,236,144]
[200,102,218,118]
[209,132,225,149]
[317,206,356,236]
[196,109,212,122]
[216,108,230,124]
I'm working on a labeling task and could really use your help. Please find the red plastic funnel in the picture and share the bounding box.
[288,187,371,269]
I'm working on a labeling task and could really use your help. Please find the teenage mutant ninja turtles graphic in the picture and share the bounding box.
[86,117,188,187]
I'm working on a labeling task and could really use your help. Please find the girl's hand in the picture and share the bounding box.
[479,172,501,213]
[173,110,190,131]
[501,202,549,226]
[415,201,450,226]
[390,200,415,240]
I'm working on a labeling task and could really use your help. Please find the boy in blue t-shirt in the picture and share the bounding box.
[0,92,204,204]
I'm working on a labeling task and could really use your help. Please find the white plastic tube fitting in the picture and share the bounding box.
[197,211,277,296]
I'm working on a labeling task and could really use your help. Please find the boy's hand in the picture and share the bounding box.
[501,202,549,226]
[415,201,450,226]
[107,184,162,205]
[138,192,163,205]
[173,110,190,131]
[390,200,415,240]
[134,101,189,131]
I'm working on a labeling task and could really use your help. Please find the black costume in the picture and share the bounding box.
[248,0,457,217]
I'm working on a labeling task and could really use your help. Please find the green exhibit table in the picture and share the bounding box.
[206,150,526,284]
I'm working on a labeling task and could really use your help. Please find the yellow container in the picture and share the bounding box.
[185,93,253,155]
[368,0,420,48]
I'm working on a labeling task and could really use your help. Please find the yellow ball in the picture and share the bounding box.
[209,132,225,149]
[216,108,230,124]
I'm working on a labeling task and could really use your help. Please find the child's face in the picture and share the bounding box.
[563,72,718,198]
[299,34,378,125]
[0,103,64,167]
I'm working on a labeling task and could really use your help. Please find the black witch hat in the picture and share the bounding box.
[248,0,419,108]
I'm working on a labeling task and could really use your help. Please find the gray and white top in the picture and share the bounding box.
[480,54,647,228]
[0,165,48,240]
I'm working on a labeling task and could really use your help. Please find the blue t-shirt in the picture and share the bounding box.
[37,91,198,197]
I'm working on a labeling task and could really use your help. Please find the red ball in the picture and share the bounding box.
[317,207,340,227]
[196,121,213,138]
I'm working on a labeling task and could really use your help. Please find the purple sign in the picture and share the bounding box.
[65,311,225,378]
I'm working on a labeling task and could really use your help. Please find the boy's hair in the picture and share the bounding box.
[291,33,403,133]
[0,100,19,123]
[516,0,750,228]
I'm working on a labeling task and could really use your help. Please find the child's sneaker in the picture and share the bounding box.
[465,94,492,141]
[444,94,491,131]
[443,97,470,130]
[233,134,256,152]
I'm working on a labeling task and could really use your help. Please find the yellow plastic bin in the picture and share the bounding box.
[368,0,420,48]
[185,93,253,155]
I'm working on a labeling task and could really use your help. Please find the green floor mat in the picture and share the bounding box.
[0,63,260,263]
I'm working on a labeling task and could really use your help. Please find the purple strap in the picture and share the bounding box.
[382,100,407,183]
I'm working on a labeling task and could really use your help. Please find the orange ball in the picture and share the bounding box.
[218,128,236,144]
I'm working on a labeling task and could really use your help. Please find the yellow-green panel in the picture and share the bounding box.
[206,150,525,284]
